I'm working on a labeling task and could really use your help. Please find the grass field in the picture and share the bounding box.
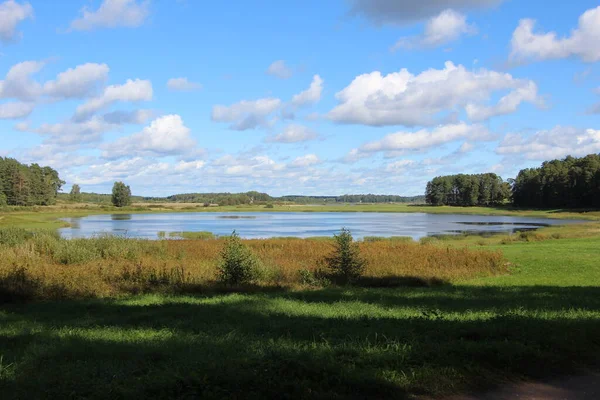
[1,207,600,399]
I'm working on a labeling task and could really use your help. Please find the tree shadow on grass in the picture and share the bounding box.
[1,285,600,399]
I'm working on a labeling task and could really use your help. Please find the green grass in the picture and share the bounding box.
[1,207,600,398]
[1,229,600,399]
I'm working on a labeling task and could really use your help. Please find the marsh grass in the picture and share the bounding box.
[0,228,506,301]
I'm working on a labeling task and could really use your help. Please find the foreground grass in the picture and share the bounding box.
[0,231,505,300]
[1,217,600,398]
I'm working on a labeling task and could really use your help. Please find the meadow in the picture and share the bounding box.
[1,208,600,399]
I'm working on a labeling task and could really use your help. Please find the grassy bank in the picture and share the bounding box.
[1,216,600,399]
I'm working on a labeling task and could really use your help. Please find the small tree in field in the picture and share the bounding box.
[325,228,367,284]
[217,231,260,285]
[70,184,82,202]
[111,181,132,207]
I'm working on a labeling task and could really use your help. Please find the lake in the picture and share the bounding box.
[58,212,580,240]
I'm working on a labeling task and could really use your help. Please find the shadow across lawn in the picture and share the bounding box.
[1,285,600,400]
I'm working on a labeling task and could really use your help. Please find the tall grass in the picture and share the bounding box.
[0,228,507,301]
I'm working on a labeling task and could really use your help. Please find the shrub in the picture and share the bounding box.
[324,228,367,284]
[264,203,274,209]
[217,231,260,285]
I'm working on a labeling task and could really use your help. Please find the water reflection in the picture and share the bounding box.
[111,214,132,221]
[59,212,582,240]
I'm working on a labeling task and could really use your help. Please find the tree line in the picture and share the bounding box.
[0,157,64,206]
[512,154,600,208]
[425,173,511,206]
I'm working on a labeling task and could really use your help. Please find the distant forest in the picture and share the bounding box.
[56,191,426,206]
[0,158,64,206]
[425,173,511,206]
[7,153,600,209]
[426,154,600,208]
[512,154,600,208]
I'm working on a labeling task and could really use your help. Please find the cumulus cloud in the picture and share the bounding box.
[0,0,33,42]
[291,75,323,107]
[465,81,543,121]
[510,6,600,64]
[290,154,321,168]
[167,77,202,91]
[0,60,44,101]
[348,0,503,25]
[265,124,318,143]
[0,101,33,118]
[43,63,109,99]
[23,144,97,169]
[328,61,542,127]
[496,126,600,160]
[32,117,116,146]
[69,0,149,31]
[266,60,293,79]
[211,98,281,130]
[74,78,153,119]
[102,114,197,158]
[346,123,493,160]
[392,9,476,50]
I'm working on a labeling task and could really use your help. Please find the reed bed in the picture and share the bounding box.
[0,229,507,301]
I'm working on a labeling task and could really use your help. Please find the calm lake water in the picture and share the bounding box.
[59,212,580,240]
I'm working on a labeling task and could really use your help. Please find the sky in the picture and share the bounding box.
[0,0,599,197]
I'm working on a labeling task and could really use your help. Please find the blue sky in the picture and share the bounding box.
[1,0,599,196]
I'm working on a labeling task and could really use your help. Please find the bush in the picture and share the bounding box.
[264,203,274,209]
[324,228,367,284]
[217,231,261,285]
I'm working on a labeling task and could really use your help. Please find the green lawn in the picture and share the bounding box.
[2,229,600,399]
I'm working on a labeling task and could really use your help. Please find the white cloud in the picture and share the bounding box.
[0,0,33,42]
[346,123,492,160]
[43,63,109,99]
[266,124,318,143]
[348,0,503,25]
[510,6,600,64]
[23,144,96,169]
[328,61,542,126]
[465,81,542,121]
[0,101,33,118]
[291,75,323,107]
[167,77,202,91]
[211,97,281,130]
[266,60,293,79]
[102,114,197,158]
[32,117,116,146]
[0,60,44,101]
[459,142,474,153]
[75,78,153,119]
[392,9,476,50]
[174,160,205,172]
[496,126,600,160]
[384,159,417,172]
[69,0,149,31]
[290,154,321,168]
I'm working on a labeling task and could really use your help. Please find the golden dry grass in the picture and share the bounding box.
[0,231,507,301]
